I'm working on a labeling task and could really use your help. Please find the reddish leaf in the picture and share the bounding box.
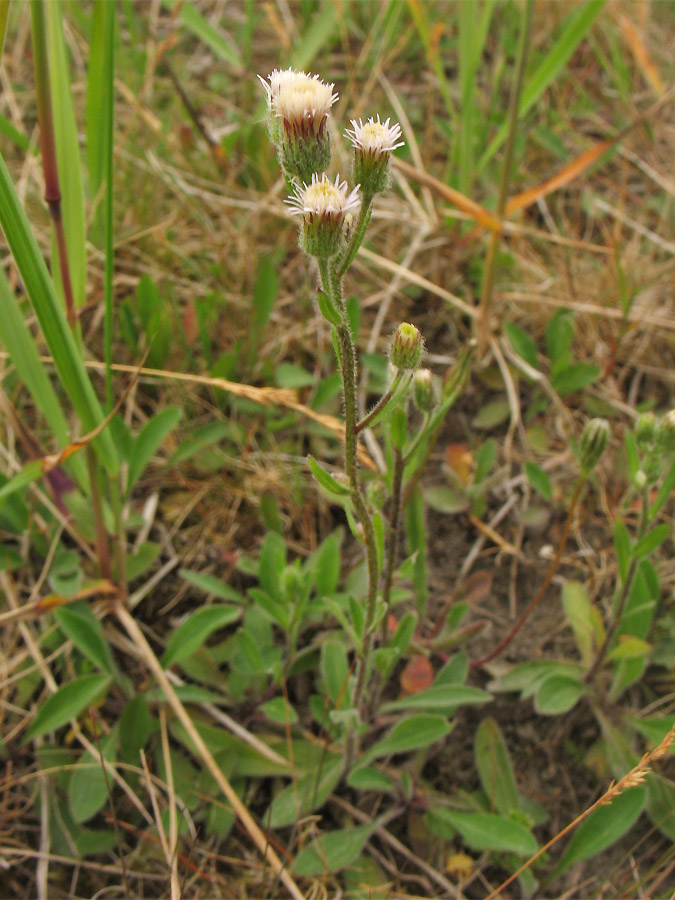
[400,656,433,695]
[462,571,493,605]
[445,443,473,485]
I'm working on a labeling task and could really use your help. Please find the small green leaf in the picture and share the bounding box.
[427,808,537,855]
[259,697,298,724]
[535,674,585,715]
[475,718,519,816]
[381,684,491,715]
[68,728,117,823]
[25,675,111,741]
[266,755,342,828]
[362,714,453,763]
[316,289,343,326]
[504,322,538,368]
[472,400,510,430]
[347,766,396,792]
[614,518,631,584]
[423,486,469,514]
[119,695,152,761]
[275,362,316,388]
[633,524,670,560]
[294,823,376,877]
[321,640,349,706]
[524,461,553,502]
[162,605,241,667]
[552,362,600,396]
[179,569,245,603]
[307,455,351,497]
[562,581,595,668]
[606,636,651,661]
[54,603,116,675]
[554,784,645,876]
[390,406,407,450]
[127,407,182,495]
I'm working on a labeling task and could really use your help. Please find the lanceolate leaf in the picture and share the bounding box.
[553,784,646,876]
[24,674,111,741]
[428,808,537,855]
[162,605,242,667]
[294,823,377,877]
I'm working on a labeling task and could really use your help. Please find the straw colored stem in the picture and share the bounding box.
[114,602,304,900]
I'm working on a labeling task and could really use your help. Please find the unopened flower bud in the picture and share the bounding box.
[580,418,610,473]
[635,412,659,449]
[633,469,647,490]
[287,173,360,259]
[657,410,675,453]
[413,368,436,412]
[345,115,404,194]
[389,322,424,371]
[259,68,337,182]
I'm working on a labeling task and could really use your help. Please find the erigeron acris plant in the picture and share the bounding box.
[260,68,470,768]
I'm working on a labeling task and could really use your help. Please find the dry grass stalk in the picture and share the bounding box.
[485,724,675,900]
[114,601,305,900]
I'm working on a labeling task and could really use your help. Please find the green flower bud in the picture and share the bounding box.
[389,322,424,371]
[635,412,659,449]
[579,418,611,473]
[413,368,436,412]
[657,410,675,453]
[345,115,404,194]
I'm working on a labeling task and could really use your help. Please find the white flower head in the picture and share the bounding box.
[259,69,338,181]
[259,68,338,134]
[345,116,404,156]
[287,173,360,220]
[286,173,360,259]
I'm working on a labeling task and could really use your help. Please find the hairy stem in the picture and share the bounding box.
[356,371,404,434]
[380,447,404,645]
[337,191,374,278]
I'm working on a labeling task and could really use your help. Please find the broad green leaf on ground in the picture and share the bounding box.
[428,808,537,855]
[162,604,241,666]
[25,674,111,741]
[535,674,586,715]
[68,728,118,823]
[179,569,245,603]
[475,717,519,815]
[266,754,342,829]
[54,602,116,675]
[294,823,377,877]
[553,784,645,876]
[361,715,453,764]
[381,684,491,715]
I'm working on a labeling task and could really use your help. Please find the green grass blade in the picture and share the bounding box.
[0,267,87,489]
[0,0,10,60]
[478,0,607,172]
[0,152,118,473]
[162,0,241,67]
[46,0,86,311]
[86,1,114,244]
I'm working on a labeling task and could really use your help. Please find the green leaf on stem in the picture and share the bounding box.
[294,823,376,877]
[475,717,520,816]
[427,808,537,855]
[307,455,351,497]
[316,289,343,326]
